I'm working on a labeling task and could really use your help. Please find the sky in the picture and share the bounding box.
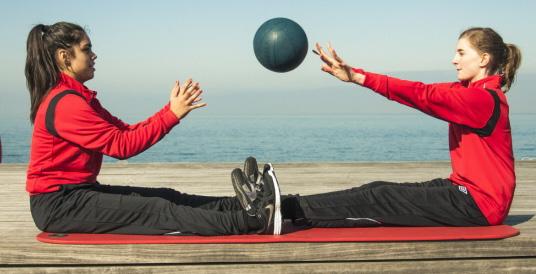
[1,0,535,122]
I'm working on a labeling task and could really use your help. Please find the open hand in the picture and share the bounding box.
[313,43,364,85]
[169,78,207,119]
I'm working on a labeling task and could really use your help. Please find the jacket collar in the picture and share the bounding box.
[58,72,97,103]
[466,74,502,90]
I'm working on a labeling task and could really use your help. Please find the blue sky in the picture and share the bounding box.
[1,0,535,121]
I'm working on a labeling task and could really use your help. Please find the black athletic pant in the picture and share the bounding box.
[30,183,247,236]
[293,178,489,227]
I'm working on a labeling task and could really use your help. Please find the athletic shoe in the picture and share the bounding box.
[243,156,262,191]
[231,168,257,215]
[256,163,282,235]
[232,164,282,235]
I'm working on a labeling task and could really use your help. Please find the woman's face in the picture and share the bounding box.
[452,38,488,83]
[62,34,97,83]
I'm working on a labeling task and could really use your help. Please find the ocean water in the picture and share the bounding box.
[0,114,534,163]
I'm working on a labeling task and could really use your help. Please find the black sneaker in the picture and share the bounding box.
[244,156,261,191]
[231,164,282,235]
[256,163,282,235]
[231,168,257,215]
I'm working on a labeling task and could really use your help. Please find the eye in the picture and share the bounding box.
[82,44,92,52]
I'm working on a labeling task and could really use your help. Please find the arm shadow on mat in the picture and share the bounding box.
[504,215,534,225]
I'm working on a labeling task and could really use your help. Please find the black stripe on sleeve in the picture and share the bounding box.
[45,90,85,138]
[466,88,501,137]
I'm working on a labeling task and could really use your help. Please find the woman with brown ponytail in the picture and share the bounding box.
[25,22,278,236]
[232,27,522,229]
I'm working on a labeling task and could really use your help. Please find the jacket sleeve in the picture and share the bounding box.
[93,99,173,131]
[54,95,180,160]
[361,71,495,129]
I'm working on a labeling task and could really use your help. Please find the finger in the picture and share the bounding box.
[316,43,331,58]
[328,43,343,64]
[328,42,334,54]
[185,78,193,86]
[180,78,193,95]
[321,55,334,66]
[186,81,198,90]
[316,43,329,59]
[185,82,199,95]
[321,64,334,74]
[184,79,193,91]
[315,43,325,55]
[186,90,202,100]
[190,102,207,110]
[183,87,200,100]
[171,81,180,97]
[316,43,336,66]
[313,43,324,56]
[331,48,345,64]
[187,89,203,104]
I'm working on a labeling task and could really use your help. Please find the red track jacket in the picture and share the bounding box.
[360,69,515,225]
[27,73,180,195]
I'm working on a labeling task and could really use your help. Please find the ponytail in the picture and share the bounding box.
[25,24,59,123]
[502,43,522,93]
[24,22,86,123]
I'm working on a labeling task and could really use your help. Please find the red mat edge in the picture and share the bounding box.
[36,225,520,245]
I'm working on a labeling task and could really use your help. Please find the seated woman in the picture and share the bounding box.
[25,22,279,236]
[232,27,521,229]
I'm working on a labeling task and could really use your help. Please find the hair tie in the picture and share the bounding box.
[40,25,49,37]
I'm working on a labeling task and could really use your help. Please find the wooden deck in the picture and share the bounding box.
[1,161,535,273]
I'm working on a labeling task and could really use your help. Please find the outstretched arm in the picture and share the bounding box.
[54,79,207,160]
[314,43,495,129]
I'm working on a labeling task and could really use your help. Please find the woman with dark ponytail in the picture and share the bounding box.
[231,27,523,229]
[25,23,86,123]
[25,22,278,235]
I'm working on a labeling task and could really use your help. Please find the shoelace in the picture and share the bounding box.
[255,174,263,188]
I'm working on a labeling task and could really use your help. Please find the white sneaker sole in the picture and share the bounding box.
[265,163,282,235]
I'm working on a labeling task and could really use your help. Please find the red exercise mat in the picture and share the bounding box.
[36,225,519,245]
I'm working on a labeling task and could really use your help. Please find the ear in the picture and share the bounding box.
[55,48,70,69]
[479,53,490,68]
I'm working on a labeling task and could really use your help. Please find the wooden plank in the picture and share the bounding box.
[3,258,536,274]
[0,161,535,267]
[1,222,535,265]
[2,240,536,265]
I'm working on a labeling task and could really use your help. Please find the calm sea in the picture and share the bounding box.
[1,114,534,163]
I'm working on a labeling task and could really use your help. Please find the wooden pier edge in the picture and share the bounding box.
[1,161,535,273]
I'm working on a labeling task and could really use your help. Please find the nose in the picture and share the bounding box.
[451,55,458,66]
